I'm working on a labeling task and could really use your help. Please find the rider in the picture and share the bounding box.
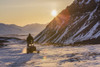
[27,33,34,47]
[26,33,39,54]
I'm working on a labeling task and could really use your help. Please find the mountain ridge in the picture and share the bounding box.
[34,0,100,45]
[0,23,47,35]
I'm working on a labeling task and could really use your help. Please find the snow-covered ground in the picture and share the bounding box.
[0,43,100,67]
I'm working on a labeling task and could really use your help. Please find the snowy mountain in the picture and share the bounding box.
[35,0,100,45]
[0,23,47,35]
[0,23,24,34]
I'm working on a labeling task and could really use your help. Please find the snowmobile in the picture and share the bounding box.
[27,43,39,54]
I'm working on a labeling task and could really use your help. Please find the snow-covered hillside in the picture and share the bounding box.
[1,43,100,67]
[35,0,100,45]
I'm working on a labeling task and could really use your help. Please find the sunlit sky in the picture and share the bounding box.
[0,0,74,26]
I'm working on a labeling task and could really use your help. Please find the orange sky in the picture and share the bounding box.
[0,0,74,26]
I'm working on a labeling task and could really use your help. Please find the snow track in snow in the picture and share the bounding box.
[1,43,100,67]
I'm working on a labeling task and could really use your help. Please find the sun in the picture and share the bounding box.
[51,10,57,17]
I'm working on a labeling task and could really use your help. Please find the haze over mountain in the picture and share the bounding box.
[23,23,47,34]
[0,23,47,35]
[35,0,100,45]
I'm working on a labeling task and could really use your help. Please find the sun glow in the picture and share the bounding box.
[51,10,57,17]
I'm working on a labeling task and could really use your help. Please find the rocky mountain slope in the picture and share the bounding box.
[35,0,100,45]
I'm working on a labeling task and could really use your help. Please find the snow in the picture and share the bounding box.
[79,0,85,5]
[63,8,99,44]
[75,0,100,5]
[71,21,100,42]
[73,20,89,37]
[34,29,48,43]
[83,22,100,40]
[92,31,100,38]
[64,21,90,44]
[1,41,100,67]
[73,21,100,41]
[39,34,46,43]
[95,0,100,3]
[42,20,65,43]
[62,13,90,44]
[44,32,57,43]
[88,6,98,21]
[72,15,86,25]
[55,28,68,43]
[85,0,91,4]
[34,31,44,42]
